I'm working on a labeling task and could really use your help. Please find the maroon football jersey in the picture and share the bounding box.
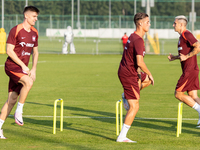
[118,32,145,77]
[178,30,199,72]
[5,23,38,69]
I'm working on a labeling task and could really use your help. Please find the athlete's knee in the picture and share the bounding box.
[129,100,139,112]
[27,79,33,89]
[24,78,33,90]
[174,91,182,100]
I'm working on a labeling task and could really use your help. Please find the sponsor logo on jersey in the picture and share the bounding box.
[19,42,34,47]
[21,50,31,56]
[32,36,36,42]
[178,47,183,51]
[21,37,26,39]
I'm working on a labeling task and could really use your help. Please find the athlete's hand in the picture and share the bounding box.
[179,53,188,62]
[148,74,154,86]
[168,53,176,61]
[29,70,36,81]
[22,65,30,75]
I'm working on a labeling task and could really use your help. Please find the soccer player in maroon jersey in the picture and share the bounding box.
[0,6,39,139]
[117,12,154,143]
[168,15,200,127]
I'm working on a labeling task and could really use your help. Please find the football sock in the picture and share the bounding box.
[118,124,131,139]
[15,102,24,114]
[192,103,200,115]
[0,119,4,130]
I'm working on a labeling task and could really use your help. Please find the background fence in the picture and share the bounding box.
[2,15,200,36]
[0,15,195,55]
[1,0,200,54]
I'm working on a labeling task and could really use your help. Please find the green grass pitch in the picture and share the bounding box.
[38,37,178,55]
[0,54,200,149]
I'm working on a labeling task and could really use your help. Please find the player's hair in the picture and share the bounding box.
[175,15,188,26]
[23,6,40,15]
[134,12,149,26]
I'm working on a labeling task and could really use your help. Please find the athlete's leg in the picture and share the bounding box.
[117,99,139,143]
[0,92,18,139]
[175,91,195,107]
[124,99,139,125]
[0,91,18,121]
[188,90,200,105]
[70,42,76,54]
[14,75,33,126]
[18,75,33,104]
[62,42,68,54]
[187,90,200,125]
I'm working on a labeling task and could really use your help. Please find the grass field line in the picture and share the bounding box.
[8,115,199,120]
[29,61,46,64]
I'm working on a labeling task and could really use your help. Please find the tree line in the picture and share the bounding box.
[1,1,200,20]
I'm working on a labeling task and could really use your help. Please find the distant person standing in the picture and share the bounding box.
[62,26,76,54]
[117,12,154,143]
[168,15,200,126]
[0,6,39,139]
[121,32,128,50]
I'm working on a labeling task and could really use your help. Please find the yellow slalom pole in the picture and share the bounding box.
[60,99,63,131]
[179,102,183,134]
[176,102,183,137]
[53,99,64,134]
[116,100,123,136]
[120,100,123,131]
[116,101,119,136]
[53,100,58,134]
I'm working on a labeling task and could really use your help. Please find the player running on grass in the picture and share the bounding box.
[0,6,39,139]
[168,15,200,127]
[117,12,154,143]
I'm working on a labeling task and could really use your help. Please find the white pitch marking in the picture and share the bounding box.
[29,61,46,64]
[8,115,199,120]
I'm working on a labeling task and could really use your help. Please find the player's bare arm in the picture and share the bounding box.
[29,47,39,81]
[168,53,180,61]
[6,43,30,74]
[137,55,154,85]
[180,41,200,61]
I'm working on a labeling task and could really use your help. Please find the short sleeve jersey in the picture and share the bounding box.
[178,30,199,72]
[121,35,129,44]
[118,32,145,77]
[5,23,38,69]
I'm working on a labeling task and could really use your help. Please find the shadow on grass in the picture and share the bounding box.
[7,114,115,142]
[9,101,116,141]
[26,101,114,119]
[5,128,96,149]
[23,101,200,138]
[133,118,200,137]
